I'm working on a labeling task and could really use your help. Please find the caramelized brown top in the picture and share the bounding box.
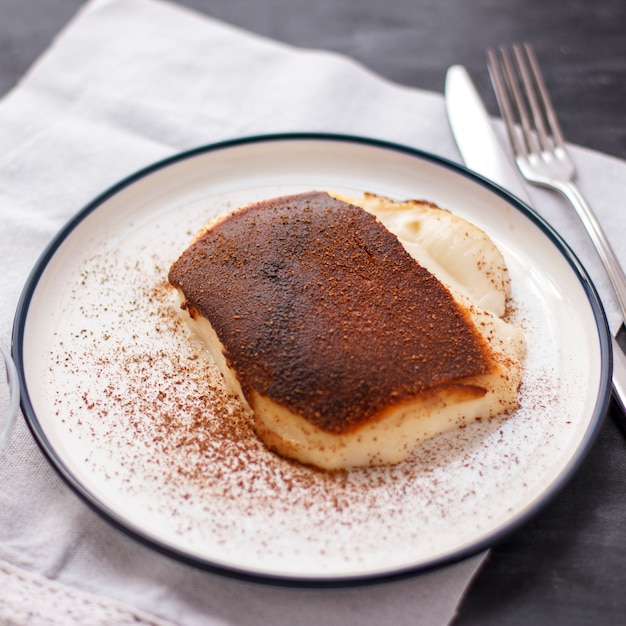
[168,191,492,434]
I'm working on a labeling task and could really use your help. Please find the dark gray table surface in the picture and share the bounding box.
[2,1,625,624]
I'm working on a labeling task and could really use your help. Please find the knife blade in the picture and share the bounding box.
[444,64,626,425]
[445,65,531,203]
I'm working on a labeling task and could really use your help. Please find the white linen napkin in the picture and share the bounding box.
[0,0,624,624]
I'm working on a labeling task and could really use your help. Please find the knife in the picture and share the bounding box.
[444,64,626,425]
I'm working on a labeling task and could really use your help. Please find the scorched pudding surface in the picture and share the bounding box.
[168,191,491,434]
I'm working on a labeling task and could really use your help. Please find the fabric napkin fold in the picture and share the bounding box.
[1,0,625,624]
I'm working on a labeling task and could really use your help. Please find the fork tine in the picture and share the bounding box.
[523,43,566,148]
[498,46,542,155]
[486,48,526,158]
[512,44,552,152]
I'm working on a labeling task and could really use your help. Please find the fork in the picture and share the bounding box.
[486,43,626,323]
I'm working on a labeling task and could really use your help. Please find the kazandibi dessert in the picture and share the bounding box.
[168,191,525,471]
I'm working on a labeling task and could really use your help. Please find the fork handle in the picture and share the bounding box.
[554,179,626,322]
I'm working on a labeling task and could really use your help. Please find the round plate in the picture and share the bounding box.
[13,133,611,585]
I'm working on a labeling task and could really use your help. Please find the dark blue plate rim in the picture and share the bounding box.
[11,132,612,587]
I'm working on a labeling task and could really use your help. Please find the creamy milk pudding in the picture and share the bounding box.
[168,191,524,470]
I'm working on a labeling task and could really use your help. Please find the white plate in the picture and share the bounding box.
[14,134,611,584]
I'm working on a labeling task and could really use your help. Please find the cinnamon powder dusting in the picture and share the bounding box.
[45,194,563,574]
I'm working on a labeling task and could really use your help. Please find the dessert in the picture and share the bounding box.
[168,191,524,470]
